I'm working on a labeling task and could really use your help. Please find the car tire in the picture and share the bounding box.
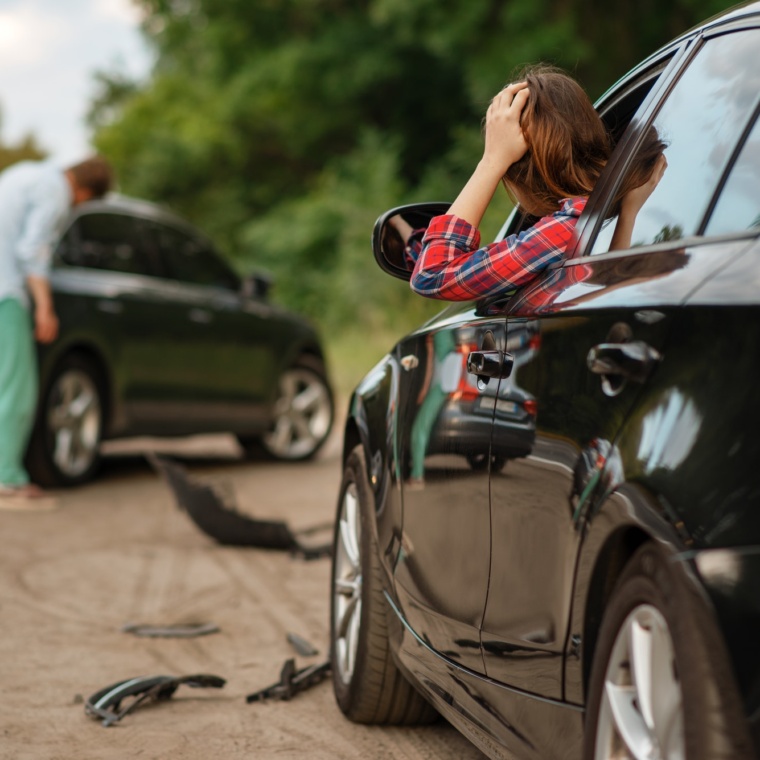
[331,445,437,725]
[584,543,754,760]
[238,355,333,462]
[466,452,507,474]
[26,353,105,487]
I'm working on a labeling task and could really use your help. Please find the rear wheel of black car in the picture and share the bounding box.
[239,355,333,462]
[26,353,105,487]
[331,445,436,724]
[466,452,507,474]
[584,543,753,760]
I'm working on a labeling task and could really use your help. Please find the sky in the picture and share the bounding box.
[0,0,153,166]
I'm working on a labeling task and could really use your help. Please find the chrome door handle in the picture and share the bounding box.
[96,299,124,315]
[587,341,661,384]
[466,351,514,379]
[188,308,213,324]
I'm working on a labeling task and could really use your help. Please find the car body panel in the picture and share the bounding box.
[391,302,506,673]
[385,591,584,760]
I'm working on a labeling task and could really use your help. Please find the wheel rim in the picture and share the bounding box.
[47,369,102,478]
[595,604,685,760]
[333,482,362,685]
[263,368,332,459]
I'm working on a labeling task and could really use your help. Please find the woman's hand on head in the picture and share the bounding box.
[482,82,530,174]
[622,154,668,216]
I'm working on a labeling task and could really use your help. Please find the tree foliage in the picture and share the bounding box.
[92,0,738,333]
[0,109,47,172]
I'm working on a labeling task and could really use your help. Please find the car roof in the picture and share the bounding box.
[70,193,201,237]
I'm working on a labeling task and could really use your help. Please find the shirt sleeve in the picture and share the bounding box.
[410,212,577,301]
[15,176,69,279]
[403,228,426,269]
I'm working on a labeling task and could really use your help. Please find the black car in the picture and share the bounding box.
[29,196,334,486]
[330,6,760,759]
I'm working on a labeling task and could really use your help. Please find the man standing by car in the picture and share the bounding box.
[0,156,113,503]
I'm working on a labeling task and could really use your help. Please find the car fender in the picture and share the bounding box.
[343,351,404,583]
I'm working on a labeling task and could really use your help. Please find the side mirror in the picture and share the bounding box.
[241,272,273,300]
[372,202,451,281]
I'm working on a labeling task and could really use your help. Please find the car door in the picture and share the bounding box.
[391,302,507,672]
[52,209,187,430]
[478,27,760,700]
[142,219,276,431]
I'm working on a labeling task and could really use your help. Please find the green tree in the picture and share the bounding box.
[91,0,739,336]
[0,108,47,172]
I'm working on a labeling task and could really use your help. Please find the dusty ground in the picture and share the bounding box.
[0,425,485,760]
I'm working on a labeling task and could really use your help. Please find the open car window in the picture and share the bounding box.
[495,56,674,245]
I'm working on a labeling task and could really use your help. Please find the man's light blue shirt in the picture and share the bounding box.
[0,160,72,308]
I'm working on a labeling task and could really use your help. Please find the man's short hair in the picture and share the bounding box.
[67,156,114,199]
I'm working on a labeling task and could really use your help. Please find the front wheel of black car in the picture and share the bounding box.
[584,543,753,760]
[26,353,105,487]
[331,445,436,724]
[239,355,333,462]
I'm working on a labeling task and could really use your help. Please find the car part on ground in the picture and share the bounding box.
[26,353,105,487]
[121,622,220,638]
[149,454,331,559]
[246,658,331,703]
[239,355,334,462]
[330,446,437,725]
[84,673,226,727]
[286,631,319,657]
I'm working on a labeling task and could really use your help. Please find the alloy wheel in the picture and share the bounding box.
[263,368,332,459]
[594,604,685,760]
[333,482,363,685]
[47,369,102,479]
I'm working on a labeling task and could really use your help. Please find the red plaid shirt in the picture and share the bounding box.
[407,197,587,301]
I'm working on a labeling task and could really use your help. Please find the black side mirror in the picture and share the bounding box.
[242,272,273,300]
[372,202,451,281]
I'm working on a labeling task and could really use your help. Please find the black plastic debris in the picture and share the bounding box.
[286,632,319,657]
[85,673,226,727]
[121,622,220,638]
[246,659,331,703]
[147,454,331,559]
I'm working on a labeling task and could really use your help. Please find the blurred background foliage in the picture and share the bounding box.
[0,110,47,173]
[89,0,736,386]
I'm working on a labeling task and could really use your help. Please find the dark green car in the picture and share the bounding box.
[28,196,334,486]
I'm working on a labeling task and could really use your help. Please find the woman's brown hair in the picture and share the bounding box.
[501,64,666,219]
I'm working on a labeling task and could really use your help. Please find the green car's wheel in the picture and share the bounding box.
[26,353,105,487]
[239,355,333,462]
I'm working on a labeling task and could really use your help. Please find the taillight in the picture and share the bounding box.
[452,344,479,401]
[523,399,538,417]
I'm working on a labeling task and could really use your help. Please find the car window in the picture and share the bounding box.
[704,112,760,236]
[495,58,672,244]
[146,222,239,290]
[590,30,760,254]
[63,213,150,275]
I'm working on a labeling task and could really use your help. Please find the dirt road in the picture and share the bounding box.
[0,428,484,760]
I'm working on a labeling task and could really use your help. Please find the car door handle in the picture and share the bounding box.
[587,341,661,384]
[466,351,514,379]
[188,308,213,324]
[96,299,124,315]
